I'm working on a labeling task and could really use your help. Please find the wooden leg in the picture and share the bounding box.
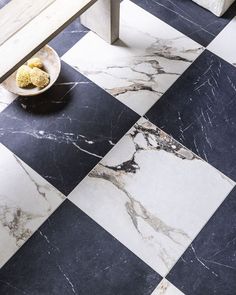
[80,0,120,44]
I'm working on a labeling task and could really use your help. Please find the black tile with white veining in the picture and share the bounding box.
[167,186,236,295]
[0,200,161,295]
[0,61,140,195]
[131,0,236,47]
[146,50,236,181]
[49,20,89,57]
[69,117,234,277]
[62,0,204,116]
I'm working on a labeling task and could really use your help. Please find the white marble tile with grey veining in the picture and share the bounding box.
[208,16,236,67]
[152,279,184,295]
[0,85,16,112]
[62,0,204,115]
[0,143,65,268]
[69,117,234,276]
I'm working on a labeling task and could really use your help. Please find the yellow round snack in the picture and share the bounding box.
[27,57,43,69]
[16,65,32,88]
[30,67,50,88]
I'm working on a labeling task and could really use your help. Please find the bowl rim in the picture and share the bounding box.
[2,45,61,97]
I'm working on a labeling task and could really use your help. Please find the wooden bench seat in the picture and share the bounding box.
[0,0,120,83]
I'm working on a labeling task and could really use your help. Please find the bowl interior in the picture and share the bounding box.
[2,45,61,96]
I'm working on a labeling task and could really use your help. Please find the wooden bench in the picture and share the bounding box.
[0,0,120,83]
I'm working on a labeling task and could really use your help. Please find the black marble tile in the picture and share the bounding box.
[0,61,140,195]
[146,50,236,181]
[0,200,161,295]
[167,187,236,295]
[131,0,236,47]
[49,20,89,57]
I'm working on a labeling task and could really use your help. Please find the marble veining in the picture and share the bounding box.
[62,0,203,115]
[0,116,103,159]
[0,0,235,292]
[89,123,196,245]
[0,61,139,195]
[131,0,236,47]
[0,200,161,294]
[147,50,236,182]
[69,117,234,276]
[167,187,236,295]
[0,143,64,268]
[152,279,184,295]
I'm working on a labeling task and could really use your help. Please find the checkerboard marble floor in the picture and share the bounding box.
[0,0,236,294]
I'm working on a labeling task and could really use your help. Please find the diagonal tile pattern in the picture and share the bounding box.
[131,0,236,46]
[62,0,203,115]
[0,143,64,268]
[49,20,89,57]
[69,118,234,276]
[0,0,236,294]
[167,187,236,295]
[146,50,236,182]
[0,61,139,195]
[0,200,161,295]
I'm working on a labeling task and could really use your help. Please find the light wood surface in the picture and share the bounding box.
[0,0,97,83]
[0,0,55,46]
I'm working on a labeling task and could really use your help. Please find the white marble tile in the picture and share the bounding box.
[152,279,184,295]
[62,0,204,115]
[69,118,234,276]
[0,144,65,268]
[0,85,16,112]
[208,17,236,66]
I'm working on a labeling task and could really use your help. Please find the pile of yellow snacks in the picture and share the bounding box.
[16,57,49,89]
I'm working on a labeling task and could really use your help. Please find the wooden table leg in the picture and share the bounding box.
[80,0,120,44]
